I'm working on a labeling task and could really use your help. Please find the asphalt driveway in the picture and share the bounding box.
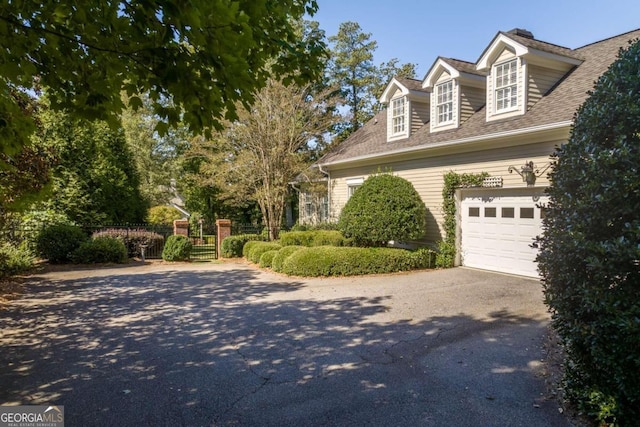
[0,263,571,426]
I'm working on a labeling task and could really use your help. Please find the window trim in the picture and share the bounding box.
[435,80,454,125]
[493,58,519,113]
[390,97,406,135]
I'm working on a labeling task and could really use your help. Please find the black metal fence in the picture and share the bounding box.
[0,222,217,261]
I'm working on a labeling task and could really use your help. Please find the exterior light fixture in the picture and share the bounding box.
[508,161,551,187]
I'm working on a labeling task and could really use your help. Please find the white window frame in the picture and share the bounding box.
[436,81,454,125]
[347,177,364,199]
[494,59,518,112]
[391,97,406,135]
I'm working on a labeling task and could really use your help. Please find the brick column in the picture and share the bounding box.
[216,219,232,258]
[173,219,189,237]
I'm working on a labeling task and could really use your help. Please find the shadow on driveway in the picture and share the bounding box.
[0,265,569,426]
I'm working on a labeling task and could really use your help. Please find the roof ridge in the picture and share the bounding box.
[500,31,574,52]
[575,27,640,50]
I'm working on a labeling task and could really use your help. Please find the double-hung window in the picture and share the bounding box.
[494,59,518,111]
[436,81,453,124]
[391,97,406,135]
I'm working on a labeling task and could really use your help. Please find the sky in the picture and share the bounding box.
[311,0,640,79]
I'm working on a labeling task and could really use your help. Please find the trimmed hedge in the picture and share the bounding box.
[258,250,279,268]
[247,242,282,264]
[71,237,128,264]
[92,228,164,258]
[36,224,88,263]
[221,234,263,258]
[271,246,305,273]
[162,235,192,261]
[279,230,348,247]
[281,246,433,277]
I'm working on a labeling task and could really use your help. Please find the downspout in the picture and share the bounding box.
[317,164,331,222]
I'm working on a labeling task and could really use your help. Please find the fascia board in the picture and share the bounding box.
[319,121,572,168]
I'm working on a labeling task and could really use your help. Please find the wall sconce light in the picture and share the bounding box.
[508,161,551,187]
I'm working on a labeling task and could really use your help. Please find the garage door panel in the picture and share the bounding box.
[460,189,547,278]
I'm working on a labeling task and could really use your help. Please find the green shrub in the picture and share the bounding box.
[279,230,347,247]
[311,230,347,247]
[536,40,640,426]
[18,209,72,251]
[242,239,265,258]
[147,206,183,225]
[0,243,34,278]
[92,228,164,258]
[271,246,305,272]
[259,250,278,268]
[247,242,282,264]
[338,174,427,247]
[221,234,263,258]
[281,246,421,277]
[162,235,192,261]
[280,231,316,247]
[410,247,437,269]
[71,237,128,264]
[36,224,88,263]
[435,240,456,268]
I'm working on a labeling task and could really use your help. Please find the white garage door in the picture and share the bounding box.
[460,188,548,278]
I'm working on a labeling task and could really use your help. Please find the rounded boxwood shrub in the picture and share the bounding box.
[259,250,278,268]
[281,246,418,277]
[311,230,347,247]
[279,231,316,247]
[162,235,192,261]
[71,237,128,264]
[536,40,640,425]
[247,242,282,264]
[338,174,427,246]
[36,224,88,263]
[221,234,263,258]
[242,240,263,258]
[271,246,305,273]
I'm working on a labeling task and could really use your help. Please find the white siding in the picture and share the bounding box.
[328,140,560,242]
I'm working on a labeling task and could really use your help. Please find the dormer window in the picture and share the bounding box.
[436,81,453,125]
[391,97,406,135]
[494,59,518,111]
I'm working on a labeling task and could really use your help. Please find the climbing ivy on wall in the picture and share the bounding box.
[436,171,488,267]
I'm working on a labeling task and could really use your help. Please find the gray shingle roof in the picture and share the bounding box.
[441,57,485,76]
[319,29,640,166]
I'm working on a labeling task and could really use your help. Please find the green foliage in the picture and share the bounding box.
[259,250,279,268]
[327,21,416,137]
[162,235,192,261]
[247,242,283,264]
[18,209,72,252]
[0,1,326,154]
[71,237,128,264]
[242,240,263,259]
[438,171,488,268]
[92,229,164,259]
[0,243,34,278]
[147,206,183,225]
[280,230,348,247]
[36,224,88,264]
[536,40,640,426]
[271,246,305,273]
[220,234,264,258]
[34,109,148,224]
[338,174,427,246]
[281,246,427,277]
